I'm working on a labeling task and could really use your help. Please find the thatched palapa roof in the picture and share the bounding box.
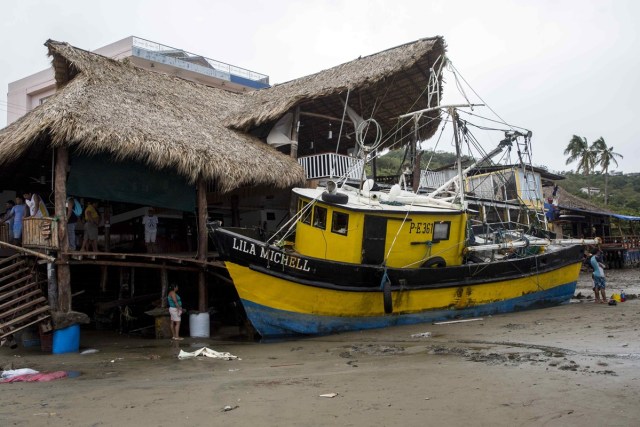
[0,36,447,191]
[543,186,613,215]
[225,37,446,153]
[0,40,305,192]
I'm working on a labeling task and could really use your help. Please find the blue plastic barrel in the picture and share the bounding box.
[52,324,80,354]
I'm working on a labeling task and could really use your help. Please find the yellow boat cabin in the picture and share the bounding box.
[292,187,468,269]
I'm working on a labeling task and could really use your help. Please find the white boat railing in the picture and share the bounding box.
[298,153,365,180]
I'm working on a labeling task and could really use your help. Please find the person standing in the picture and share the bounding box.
[81,200,100,252]
[141,207,159,253]
[167,284,183,340]
[66,197,80,251]
[3,200,15,235]
[23,192,49,218]
[590,248,607,303]
[3,197,28,245]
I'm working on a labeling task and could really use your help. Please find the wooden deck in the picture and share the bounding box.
[63,251,224,272]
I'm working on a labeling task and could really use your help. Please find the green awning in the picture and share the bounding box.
[67,153,196,212]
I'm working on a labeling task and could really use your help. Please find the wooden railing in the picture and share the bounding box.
[601,235,640,249]
[22,217,59,250]
[298,153,365,180]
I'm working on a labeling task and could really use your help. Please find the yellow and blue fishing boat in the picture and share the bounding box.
[212,182,586,337]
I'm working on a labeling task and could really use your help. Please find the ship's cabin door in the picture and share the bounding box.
[362,216,387,265]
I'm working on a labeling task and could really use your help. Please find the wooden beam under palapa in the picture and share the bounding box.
[55,146,71,312]
[197,177,208,312]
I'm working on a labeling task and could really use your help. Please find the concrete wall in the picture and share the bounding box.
[6,36,263,125]
[6,37,134,125]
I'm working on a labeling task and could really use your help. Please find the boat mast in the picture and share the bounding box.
[412,115,422,191]
[450,107,465,207]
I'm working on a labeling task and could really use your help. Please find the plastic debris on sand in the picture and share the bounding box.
[411,332,432,338]
[178,347,240,360]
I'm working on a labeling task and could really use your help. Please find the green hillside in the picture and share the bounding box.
[373,149,469,176]
[556,172,640,215]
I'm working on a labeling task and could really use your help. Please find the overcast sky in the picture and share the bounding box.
[1,0,638,173]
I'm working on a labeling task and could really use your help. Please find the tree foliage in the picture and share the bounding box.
[564,135,623,205]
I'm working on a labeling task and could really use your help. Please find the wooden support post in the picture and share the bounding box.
[55,146,71,312]
[197,177,208,312]
[103,204,111,252]
[99,266,108,294]
[160,266,168,309]
[47,260,57,309]
[230,195,240,227]
[290,106,300,159]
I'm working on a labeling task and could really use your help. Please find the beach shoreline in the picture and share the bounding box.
[1,269,639,426]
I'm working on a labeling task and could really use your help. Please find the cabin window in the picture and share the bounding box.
[313,206,327,229]
[433,221,451,241]
[331,212,349,235]
[298,200,311,225]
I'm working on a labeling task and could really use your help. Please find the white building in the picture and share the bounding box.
[6,36,269,125]
[579,187,601,196]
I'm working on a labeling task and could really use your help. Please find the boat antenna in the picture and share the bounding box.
[330,88,351,179]
[450,107,465,206]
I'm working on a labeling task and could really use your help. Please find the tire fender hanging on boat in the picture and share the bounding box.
[421,256,447,268]
[380,268,393,314]
[321,191,349,204]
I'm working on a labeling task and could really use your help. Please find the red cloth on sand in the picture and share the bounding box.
[1,371,68,383]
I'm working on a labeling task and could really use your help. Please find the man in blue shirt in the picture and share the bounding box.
[590,249,607,303]
[544,197,558,222]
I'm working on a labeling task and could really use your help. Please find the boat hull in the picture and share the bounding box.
[225,261,579,337]
[213,228,583,337]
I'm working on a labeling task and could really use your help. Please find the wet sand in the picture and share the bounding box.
[2,269,640,426]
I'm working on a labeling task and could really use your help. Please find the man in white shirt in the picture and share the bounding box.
[142,207,159,253]
[23,192,49,218]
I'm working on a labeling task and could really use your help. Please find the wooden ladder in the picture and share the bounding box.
[0,254,51,340]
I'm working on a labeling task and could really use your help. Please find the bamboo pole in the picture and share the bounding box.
[55,147,71,312]
[0,241,55,262]
[290,106,300,159]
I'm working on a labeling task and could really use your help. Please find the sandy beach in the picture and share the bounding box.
[2,269,640,426]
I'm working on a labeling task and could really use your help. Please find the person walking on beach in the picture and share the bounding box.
[590,249,607,303]
[168,284,184,340]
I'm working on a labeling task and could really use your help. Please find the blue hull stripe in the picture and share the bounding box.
[241,282,577,337]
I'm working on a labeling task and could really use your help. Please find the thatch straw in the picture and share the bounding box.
[0,36,446,191]
[225,36,446,136]
[0,40,306,192]
[543,186,612,214]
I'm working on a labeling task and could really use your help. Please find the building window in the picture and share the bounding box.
[433,221,450,241]
[313,206,327,229]
[331,212,349,235]
[39,95,53,105]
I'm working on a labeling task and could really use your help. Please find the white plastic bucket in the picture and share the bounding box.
[189,312,210,338]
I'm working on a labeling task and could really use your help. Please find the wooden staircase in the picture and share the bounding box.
[0,254,51,341]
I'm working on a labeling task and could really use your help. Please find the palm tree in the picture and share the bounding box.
[591,137,623,205]
[564,135,596,196]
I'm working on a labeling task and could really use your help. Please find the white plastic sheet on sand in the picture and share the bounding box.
[1,368,39,379]
[177,347,240,360]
